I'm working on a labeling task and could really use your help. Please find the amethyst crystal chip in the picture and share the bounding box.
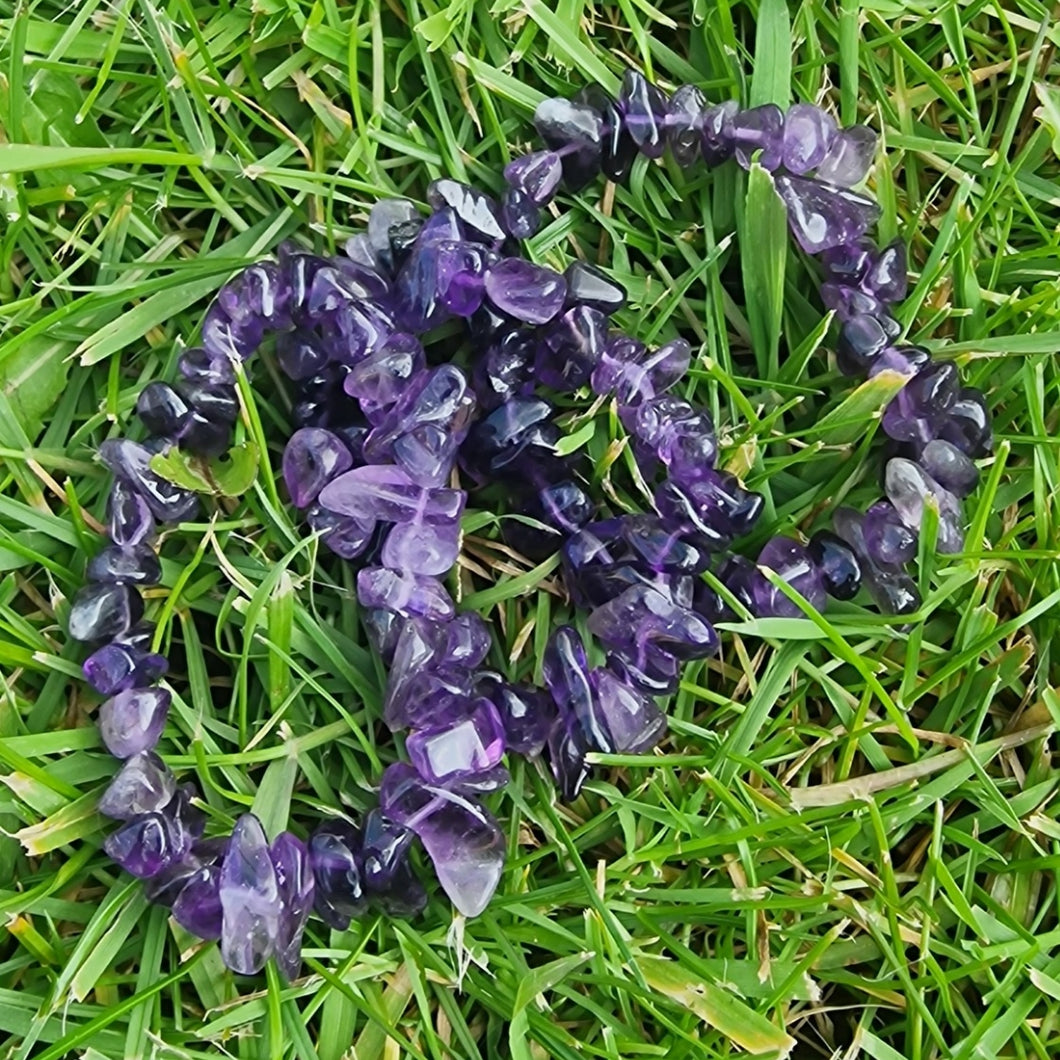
[99,439,199,524]
[68,583,142,643]
[547,708,592,800]
[816,125,878,187]
[754,537,826,617]
[107,480,154,548]
[83,641,168,697]
[776,176,881,255]
[781,103,837,175]
[666,84,706,167]
[406,699,506,785]
[731,104,784,170]
[270,832,315,980]
[360,809,426,916]
[939,388,993,457]
[919,439,979,497]
[484,259,567,324]
[585,667,666,753]
[98,687,171,758]
[173,866,224,940]
[309,820,367,929]
[103,811,190,879]
[862,500,918,568]
[476,673,555,756]
[807,530,862,600]
[504,151,563,206]
[564,261,626,315]
[86,544,161,587]
[701,100,738,164]
[356,567,456,622]
[833,507,921,615]
[282,428,353,508]
[219,814,282,974]
[618,68,668,158]
[537,305,608,391]
[319,464,464,525]
[98,751,176,820]
[137,383,191,438]
[381,519,461,576]
[533,97,605,190]
[426,180,505,242]
[884,458,964,554]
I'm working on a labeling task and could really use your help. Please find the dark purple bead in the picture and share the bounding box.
[86,544,161,587]
[178,380,238,425]
[426,179,505,242]
[547,708,592,800]
[533,97,605,190]
[939,388,993,457]
[276,331,330,381]
[666,84,706,167]
[137,383,190,437]
[833,508,921,615]
[606,645,681,696]
[781,103,837,175]
[282,428,353,509]
[484,258,567,324]
[732,104,784,170]
[884,458,964,555]
[104,812,189,879]
[836,314,889,376]
[862,500,918,568]
[462,397,556,480]
[538,480,594,531]
[99,686,171,758]
[865,240,908,303]
[360,809,425,916]
[98,750,175,820]
[622,515,708,573]
[344,335,426,422]
[618,69,668,159]
[177,346,235,387]
[563,261,626,315]
[504,150,563,206]
[776,176,881,255]
[83,641,167,696]
[808,530,862,601]
[179,412,230,457]
[585,667,666,753]
[869,345,931,379]
[500,188,540,240]
[68,582,141,643]
[99,439,199,523]
[270,832,315,981]
[368,198,420,273]
[173,866,223,940]
[406,698,506,786]
[701,100,738,165]
[476,672,555,757]
[537,305,608,391]
[107,480,154,548]
[472,329,535,409]
[306,505,374,560]
[821,239,875,283]
[542,626,593,725]
[574,84,635,184]
[816,125,878,187]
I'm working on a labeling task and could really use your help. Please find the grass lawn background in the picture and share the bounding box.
[2,0,1060,1057]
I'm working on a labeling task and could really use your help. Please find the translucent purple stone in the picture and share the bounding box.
[173,866,223,940]
[618,68,669,159]
[406,698,506,785]
[776,175,881,255]
[816,125,878,187]
[584,667,666,753]
[500,188,540,240]
[537,305,608,391]
[504,150,563,206]
[356,567,456,622]
[862,500,918,568]
[270,832,315,980]
[137,383,191,437]
[282,428,353,509]
[360,808,426,916]
[98,751,176,820]
[666,84,706,167]
[319,464,464,525]
[219,815,282,974]
[542,626,594,724]
[701,100,738,164]
[86,544,161,587]
[781,103,837,175]
[807,530,862,600]
[563,261,627,315]
[546,708,592,800]
[380,519,461,576]
[753,537,827,617]
[532,97,605,191]
[99,439,199,523]
[484,258,567,325]
[939,388,993,456]
[833,507,920,615]
[426,179,505,242]
[83,641,168,697]
[919,439,979,497]
[731,104,784,170]
[884,458,964,554]
[68,582,142,643]
[98,686,171,759]
[103,810,191,879]
[475,672,555,756]
[869,345,931,379]
[107,480,155,548]
[865,241,908,303]
[306,505,375,560]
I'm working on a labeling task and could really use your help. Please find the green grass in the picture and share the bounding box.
[2,0,1060,1057]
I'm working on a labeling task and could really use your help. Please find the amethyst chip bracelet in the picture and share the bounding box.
[65,67,992,979]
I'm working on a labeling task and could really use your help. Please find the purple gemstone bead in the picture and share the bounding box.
[219,815,281,974]
[833,507,921,615]
[543,626,594,723]
[380,519,460,577]
[356,566,456,622]
[406,698,506,786]
[863,500,918,567]
[808,530,862,600]
[270,832,315,981]
[754,537,827,617]
[776,175,881,255]
[98,686,171,759]
[173,865,223,940]
[484,258,567,325]
[939,388,993,457]
[701,100,738,164]
[666,84,706,167]
[782,103,837,175]
[68,582,142,643]
[816,125,878,187]
[547,707,592,800]
[137,382,191,438]
[732,104,784,170]
[319,464,464,525]
[500,188,541,240]
[86,544,161,587]
[104,811,191,879]
[83,641,168,697]
[282,428,353,509]
[537,305,608,391]
[475,673,555,757]
[587,583,718,661]
[306,505,375,560]
[869,345,931,379]
[836,314,890,376]
[178,346,235,387]
[919,439,979,497]
[533,97,605,191]
[633,395,716,484]
[98,751,176,820]
[368,198,420,272]
[563,261,626,315]
[308,820,366,929]
[618,69,669,159]
[360,809,426,916]
[342,334,425,420]
[864,241,908,303]
[276,331,329,381]
[99,439,199,523]
[884,457,964,554]
[444,612,491,668]
[504,151,563,206]
[585,667,666,753]
[426,179,505,242]
[107,480,155,548]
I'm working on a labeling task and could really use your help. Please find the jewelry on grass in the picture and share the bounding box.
[65,68,992,978]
